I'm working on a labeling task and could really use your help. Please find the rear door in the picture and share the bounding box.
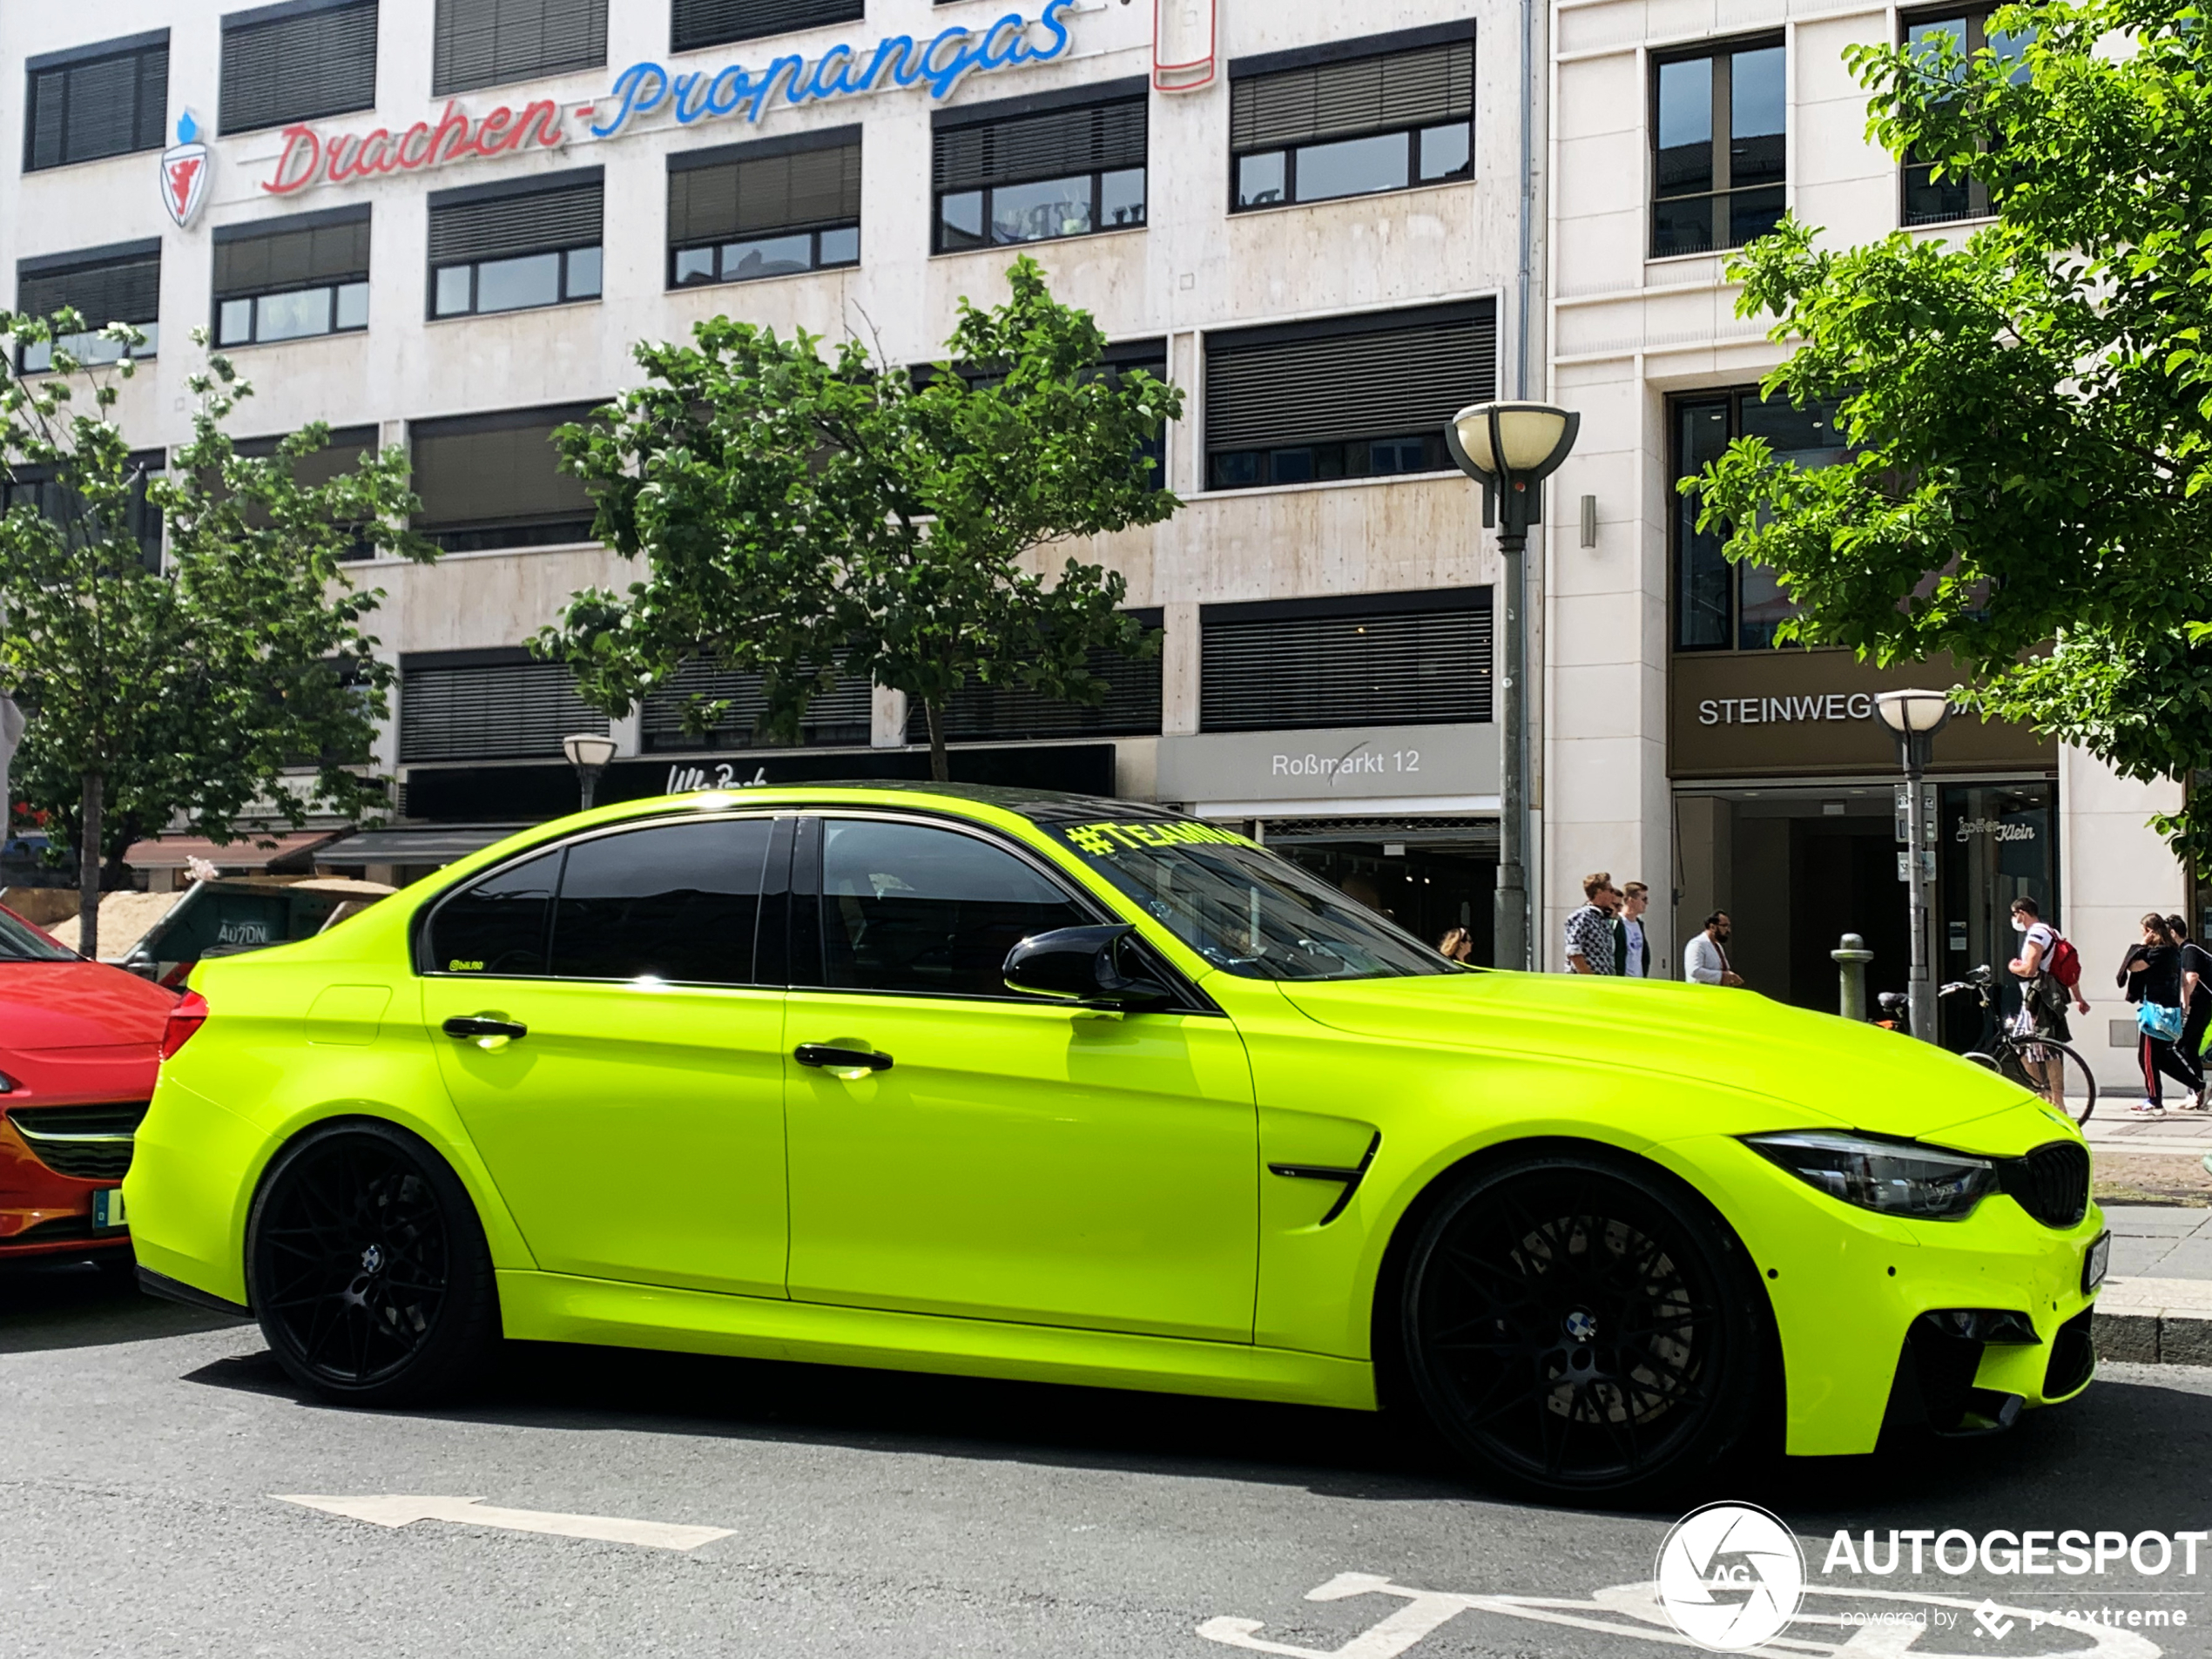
[421,813,789,1298]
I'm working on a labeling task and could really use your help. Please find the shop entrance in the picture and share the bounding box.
[1269,826,1499,966]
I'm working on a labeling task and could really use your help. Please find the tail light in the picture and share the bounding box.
[160,990,210,1061]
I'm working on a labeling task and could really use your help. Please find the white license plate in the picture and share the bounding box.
[91,1188,127,1232]
[2082,1230,2111,1294]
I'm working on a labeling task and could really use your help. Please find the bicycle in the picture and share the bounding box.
[1876,964,2097,1124]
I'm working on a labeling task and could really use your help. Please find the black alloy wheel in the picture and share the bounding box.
[1399,1155,1765,1501]
[247,1122,496,1406]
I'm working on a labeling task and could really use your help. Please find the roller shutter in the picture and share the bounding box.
[669,136,861,245]
[400,655,607,762]
[934,99,1147,193]
[1201,590,1493,732]
[1204,301,1496,455]
[220,0,379,136]
[434,0,607,95]
[25,38,170,172]
[671,0,864,53]
[940,616,1164,742]
[17,247,162,328]
[642,658,874,751]
[428,177,604,264]
[1231,38,1473,152]
[410,404,597,537]
[214,210,370,299]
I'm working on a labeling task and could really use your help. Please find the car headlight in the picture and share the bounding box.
[1743,1130,2000,1221]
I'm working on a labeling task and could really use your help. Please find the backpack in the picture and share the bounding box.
[2046,932,2081,994]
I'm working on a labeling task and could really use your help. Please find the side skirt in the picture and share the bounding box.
[497,1271,1378,1412]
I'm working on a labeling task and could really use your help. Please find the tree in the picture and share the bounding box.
[541,255,1182,781]
[0,315,431,957]
[1688,0,2212,866]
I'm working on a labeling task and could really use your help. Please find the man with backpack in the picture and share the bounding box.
[2008,896,2090,1109]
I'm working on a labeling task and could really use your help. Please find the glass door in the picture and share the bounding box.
[1938,780,2055,1051]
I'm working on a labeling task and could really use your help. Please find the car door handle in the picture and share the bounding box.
[793,1043,894,1072]
[443,1015,528,1041]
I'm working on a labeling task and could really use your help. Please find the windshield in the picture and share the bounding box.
[0,907,77,962]
[1046,818,1462,981]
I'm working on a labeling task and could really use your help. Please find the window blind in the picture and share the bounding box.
[934,98,1147,192]
[26,37,170,172]
[641,658,874,750]
[940,619,1164,743]
[669,137,862,245]
[1231,38,1473,152]
[17,248,162,328]
[434,0,607,96]
[671,0,864,52]
[220,0,379,135]
[1201,592,1493,732]
[410,405,597,534]
[213,210,371,299]
[1204,302,1496,454]
[428,177,604,264]
[234,424,381,485]
[400,656,607,762]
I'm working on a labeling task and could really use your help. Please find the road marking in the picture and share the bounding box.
[272,1494,733,1552]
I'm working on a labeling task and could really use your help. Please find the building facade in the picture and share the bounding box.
[1544,0,2193,1072]
[1,0,1534,957]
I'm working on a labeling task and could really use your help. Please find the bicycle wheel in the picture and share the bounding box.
[2005,1038,2100,1126]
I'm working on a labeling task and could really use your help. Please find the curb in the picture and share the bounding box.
[2092,1277,2212,1366]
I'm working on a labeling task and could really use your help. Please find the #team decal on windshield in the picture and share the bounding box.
[1059,819,1256,857]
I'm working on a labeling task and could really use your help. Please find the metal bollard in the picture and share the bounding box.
[1832,933,1874,1021]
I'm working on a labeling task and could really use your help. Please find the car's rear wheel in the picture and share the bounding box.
[1399,1153,1765,1502]
[246,1121,497,1406]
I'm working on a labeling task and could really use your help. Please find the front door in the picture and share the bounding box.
[422,813,789,1298]
[782,813,1258,1342]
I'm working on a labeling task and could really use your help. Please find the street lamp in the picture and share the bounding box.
[561,732,618,812]
[1446,401,1581,972]
[1873,689,1955,1042]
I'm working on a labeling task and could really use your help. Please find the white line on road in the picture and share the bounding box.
[272,1494,734,1552]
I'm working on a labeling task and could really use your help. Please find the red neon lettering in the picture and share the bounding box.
[263,125,322,193]
[429,101,475,165]
[512,99,564,149]
[396,121,432,169]
[473,106,515,154]
[322,132,366,182]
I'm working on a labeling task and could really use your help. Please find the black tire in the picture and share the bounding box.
[1399,1152,1767,1504]
[246,1120,498,1406]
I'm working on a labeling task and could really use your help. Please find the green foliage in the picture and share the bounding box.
[1686,0,2212,867]
[541,255,1183,779]
[0,312,431,953]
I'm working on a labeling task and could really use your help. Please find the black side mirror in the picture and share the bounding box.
[1004,924,1173,1007]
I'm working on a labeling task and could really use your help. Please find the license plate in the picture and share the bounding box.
[91,1188,127,1232]
[2082,1229,2111,1295]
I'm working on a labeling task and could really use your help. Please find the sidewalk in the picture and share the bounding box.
[2097,1204,2212,1365]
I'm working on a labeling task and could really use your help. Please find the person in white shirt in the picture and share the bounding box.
[1614,881,1652,977]
[1684,911,1743,987]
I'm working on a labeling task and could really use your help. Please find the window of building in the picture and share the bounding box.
[671,0,863,52]
[1671,388,1848,651]
[1651,37,1785,259]
[428,170,604,318]
[550,819,774,982]
[1200,588,1492,732]
[1203,300,1494,490]
[15,242,161,371]
[409,402,599,552]
[0,450,167,570]
[941,609,1164,744]
[24,30,169,172]
[933,82,1148,253]
[1900,7,2030,226]
[399,647,608,761]
[642,658,874,751]
[1228,24,1473,212]
[233,425,382,559]
[669,129,860,289]
[213,207,370,347]
[435,0,607,96]
[220,0,379,136]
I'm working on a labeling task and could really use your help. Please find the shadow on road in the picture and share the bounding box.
[179,1330,2212,1533]
[0,1256,251,1355]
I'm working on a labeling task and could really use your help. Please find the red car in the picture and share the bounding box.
[0,902,176,1265]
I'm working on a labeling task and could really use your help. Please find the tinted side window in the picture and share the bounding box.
[818,819,1088,998]
[434,849,561,975]
[549,819,773,983]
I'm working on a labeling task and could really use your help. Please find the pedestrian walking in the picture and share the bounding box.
[2121,912,2204,1116]
[1613,881,1652,978]
[1683,910,1744,987]
[1564,873,1618,974]
[2168,914,2212,1091]
[2005,896,2088,1113]
[1437,927,1474,964]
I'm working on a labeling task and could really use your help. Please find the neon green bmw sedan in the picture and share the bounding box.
[125,785,2105,1500]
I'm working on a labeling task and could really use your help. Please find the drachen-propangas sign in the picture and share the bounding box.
[253,0,1076,197]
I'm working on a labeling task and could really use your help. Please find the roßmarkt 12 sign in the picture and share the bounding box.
[1156,723,1501,807]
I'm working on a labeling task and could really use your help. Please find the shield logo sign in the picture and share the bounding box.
[160,111,210,228]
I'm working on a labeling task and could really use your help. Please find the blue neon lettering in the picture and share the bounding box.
[981,14,1028,67]
[921,27,976,98]
[706,64,750,115]
[745,56,806,121]
[595,63,667,138]
[671,71,713,124]
[861,35,925,91]
[1031,0,1076,63]
[806,44,858,98]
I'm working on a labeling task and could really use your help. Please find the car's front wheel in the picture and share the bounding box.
[1399,1152,1766,1502]
[246,1121,497,1406]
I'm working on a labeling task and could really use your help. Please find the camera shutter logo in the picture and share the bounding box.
[1655,1502,1805,1651]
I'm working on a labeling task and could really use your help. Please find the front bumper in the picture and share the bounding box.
[0,1112,131,1258]
[1677,1134,2104,1456]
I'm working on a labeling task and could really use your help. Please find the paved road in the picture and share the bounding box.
[6,1259,2212,1658]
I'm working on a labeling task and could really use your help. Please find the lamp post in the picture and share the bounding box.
[1446,401,1580,972]
[1872,689,1954,1042]
[561,732,618,812]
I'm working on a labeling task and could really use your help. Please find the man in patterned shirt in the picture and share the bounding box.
[1564,873,1620,974]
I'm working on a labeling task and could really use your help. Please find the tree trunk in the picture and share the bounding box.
[78,771,102,961]
[924,699,949,784]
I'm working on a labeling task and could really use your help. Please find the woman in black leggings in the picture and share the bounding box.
[2122,912,2204,1116]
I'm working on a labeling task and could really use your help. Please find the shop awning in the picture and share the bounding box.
[314,824,531,865]
[123,830,347,873]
